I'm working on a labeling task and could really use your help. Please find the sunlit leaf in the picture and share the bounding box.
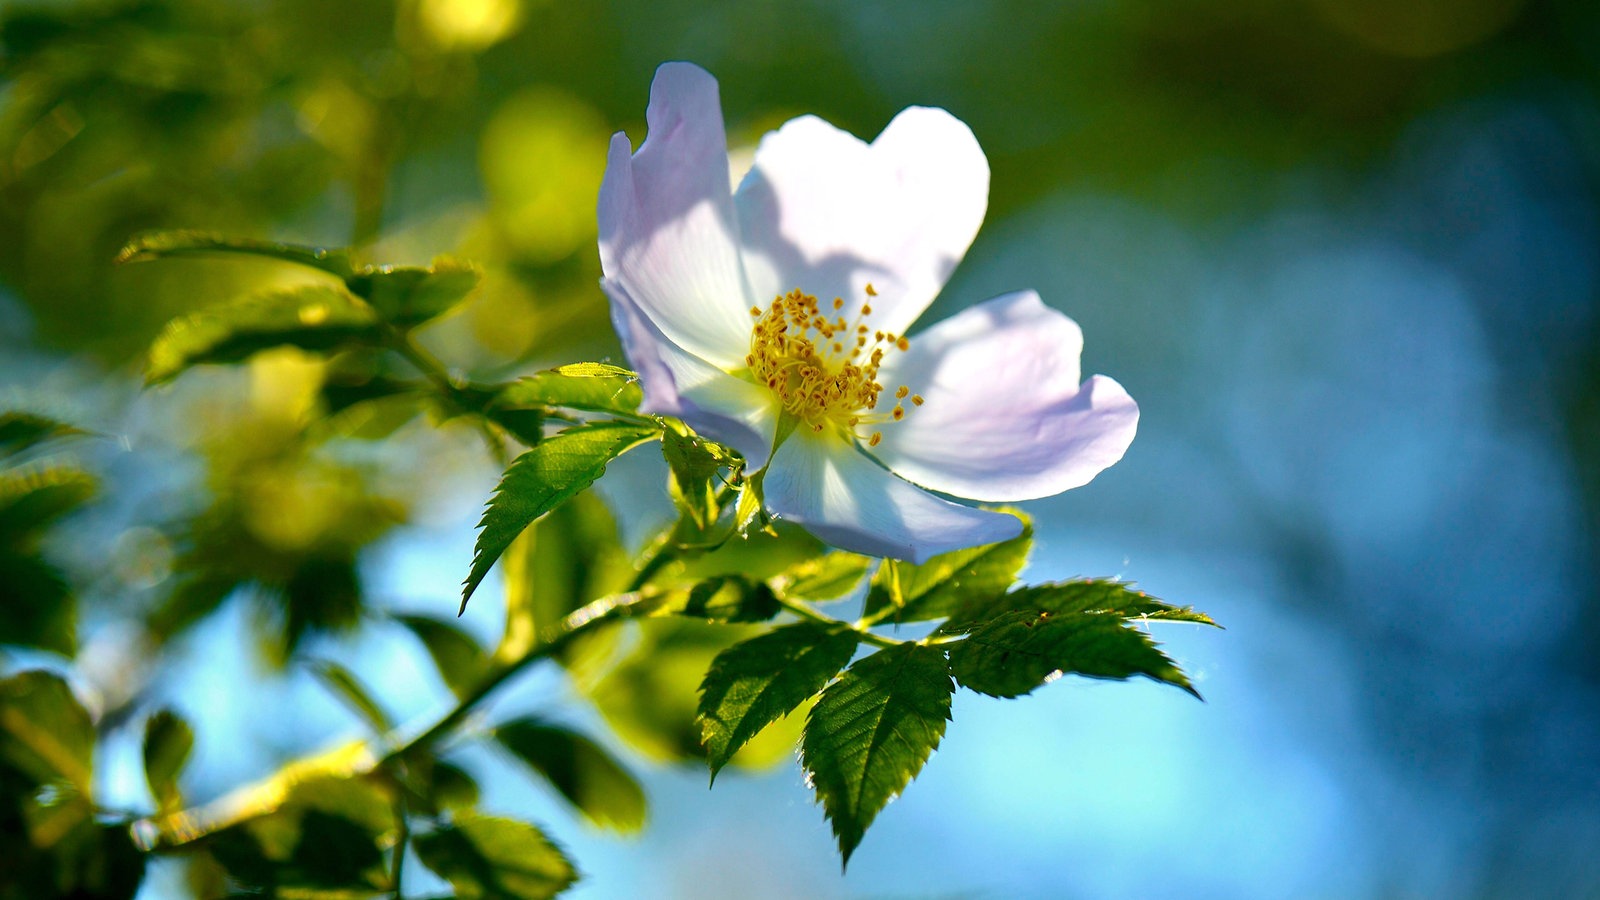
[344,258,480,328]
[776,553,874,603]
[661,424,733,531]
[491,364,642,416]
[801,644,953,867]
[0,465,97,543]
[498,491,631,674]
[949,609,1201,699]
[461,421,659,612]
[940,579,1221,634]
[310,662,393,734]
[116,230,356,279]
[494,717,646,832]
[699,622,859,782]
[413,813,577,900]
[0,670,93,794]
[210,774,396,893]
[394,614,488,699]
[143,709,193,815]
[588,619,796,764]
[862,514,1031,624]
[145,284,378,385]
[0,412,85,459]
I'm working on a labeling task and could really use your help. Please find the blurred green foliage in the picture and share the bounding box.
[2,0,1595,895]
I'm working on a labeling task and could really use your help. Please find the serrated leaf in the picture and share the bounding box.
[587,619,789,764]
[699,622,859,782]
[950,609,1200,699]
[344,259,480,328]
[461,421,659,612]
[146,284,378,385]
[0,670,93,793]
[492,365,642,416]
[0,466,97,543]
[394,614,488,699]
[862,514,1031,624]
[941,579,1221,634]
[777,553,874,602]
[494,718,646,832]
[801,644,954,866]
[666,576,781,624]
[0,412,86,459]
[413,813,577,900]
[310,662,392,734]
[143,709,193,814]
[116,230,355,279]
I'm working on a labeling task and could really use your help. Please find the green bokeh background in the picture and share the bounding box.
[4,0,1598,896]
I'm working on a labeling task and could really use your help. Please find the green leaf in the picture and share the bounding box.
[394,614,488,699]
[145,283,378,385]
[116,230,356,279]
[861,514,1031,624]
[800,644,954,866]
[344,258,480,328]
[0,465,97,543]
[941,579,1221,635]
[666,576,781,624]
[498,491,631,667]
[698,622,859,782]
[588,619,793,764]
[310,662,393,734]
[494,718,647,832]
[776,552,874,602]
[224,774,395,892]
[950,609,1200,699]
[0,549,76,653]
[661,424,733,531]
[143,708,193,814]
[492,364,643,416]
[0,670,93,794]
[0,412,85,459]
[461,421,659,612]
[413,813,578,900]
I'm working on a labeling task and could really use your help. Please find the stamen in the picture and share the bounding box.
[745,284,922,446]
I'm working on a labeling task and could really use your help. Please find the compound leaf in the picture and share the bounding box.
[800,644,953,867]
[698,622,858,782]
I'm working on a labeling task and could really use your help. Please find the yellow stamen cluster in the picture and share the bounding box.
[745,285,920,445]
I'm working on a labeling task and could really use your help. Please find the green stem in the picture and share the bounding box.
[389,789,409,899]
[383,326,508,466]
[380,589,655,765]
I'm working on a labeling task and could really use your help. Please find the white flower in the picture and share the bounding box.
[598,62,1138,562]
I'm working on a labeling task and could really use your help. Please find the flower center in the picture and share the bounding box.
[744,285,922,447]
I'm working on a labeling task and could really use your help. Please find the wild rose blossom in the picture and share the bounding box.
[598,62,1138,561]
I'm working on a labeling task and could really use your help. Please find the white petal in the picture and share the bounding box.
[762,430,1021,563]
[605,278,778,467]
[870,291,1138,501]
[598,62,754,370]
[734,106,988,338]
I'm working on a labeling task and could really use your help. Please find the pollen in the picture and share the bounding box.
[746,286,921,445]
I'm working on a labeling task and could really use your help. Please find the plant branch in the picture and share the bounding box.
[776,595,902,649]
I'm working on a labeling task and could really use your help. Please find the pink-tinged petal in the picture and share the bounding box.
[735,106,988,338]
[870,291,1138,501]
[762,430,1021,563]
[598,62,754,370]
[605,278,778,467]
